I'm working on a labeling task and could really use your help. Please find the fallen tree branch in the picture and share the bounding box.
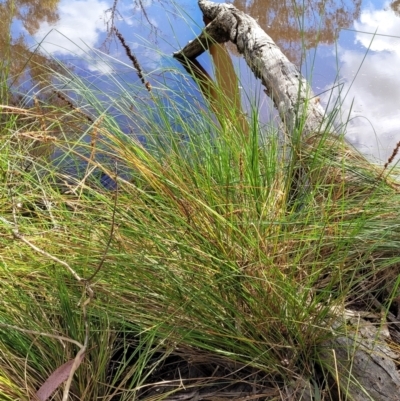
[321,315,400,401]
[174,0,328,138]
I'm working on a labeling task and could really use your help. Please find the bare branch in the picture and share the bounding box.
[175,0,328,137]
[62,286,92,401]
[0,323,84,349]
[13,231,84,282]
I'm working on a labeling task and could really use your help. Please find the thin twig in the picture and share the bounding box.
[62,285,92,401]
[102,0,122,51]
[106,0,119,34]
[85,175,118,282]
[31,164,60,231]
[0,323,84,349]
[135,0,160,36]
[13,231,84,283]
[61,169,118,399]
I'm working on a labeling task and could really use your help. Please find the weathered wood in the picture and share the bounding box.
[175,0,327,137]
[173,15,230,60]
[174,14,249,136]
[320,316,400,401]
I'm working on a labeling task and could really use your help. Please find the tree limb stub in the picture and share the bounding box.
[173,14,230,61]
[174,0,328,137]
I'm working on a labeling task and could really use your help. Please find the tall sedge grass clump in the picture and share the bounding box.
[1,34,400,400]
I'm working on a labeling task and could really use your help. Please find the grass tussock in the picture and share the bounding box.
[1,34,400,401]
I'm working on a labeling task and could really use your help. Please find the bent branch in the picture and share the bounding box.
[174,0,327,137]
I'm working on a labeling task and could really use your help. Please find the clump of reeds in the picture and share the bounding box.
[2,20,400,401]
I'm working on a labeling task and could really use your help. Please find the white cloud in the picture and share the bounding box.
[87,58,113,74]
[322,4,400,162]
[354,3,400,54]
[33,0,109,56]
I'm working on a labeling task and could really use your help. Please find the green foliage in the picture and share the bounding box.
[1,30,400,401]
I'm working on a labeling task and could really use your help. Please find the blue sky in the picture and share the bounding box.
[16,0,400,161]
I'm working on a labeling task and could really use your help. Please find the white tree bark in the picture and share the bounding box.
[174,0,327,138]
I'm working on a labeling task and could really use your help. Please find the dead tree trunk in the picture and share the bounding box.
[174,2,400,400]
[174,0,327,138]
